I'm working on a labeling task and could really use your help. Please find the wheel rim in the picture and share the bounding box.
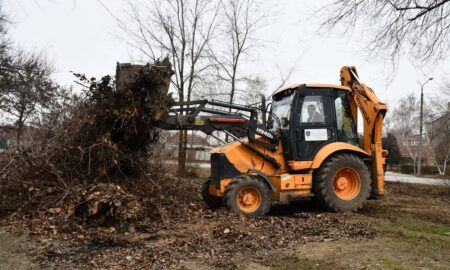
[236,187,261,213]
[333,167,361,200]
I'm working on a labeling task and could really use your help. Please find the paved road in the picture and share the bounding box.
[385,172,449,186]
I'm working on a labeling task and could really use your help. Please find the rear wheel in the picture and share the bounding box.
[201,179,222,210]
[314,153,371,212]
[223,175,271,216]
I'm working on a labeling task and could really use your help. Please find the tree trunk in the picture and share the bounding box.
[177,131,187,175]
[16,108,24,145]
[183,129,188,166]
[177,87,187,174]
[443,154,449,175]
[225,74,237,143]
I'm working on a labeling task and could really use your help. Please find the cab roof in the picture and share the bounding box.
[272,83,351,96]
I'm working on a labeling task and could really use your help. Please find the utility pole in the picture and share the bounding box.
[417,77,433,175]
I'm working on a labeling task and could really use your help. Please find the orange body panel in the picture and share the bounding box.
[288,142,369,171]
[310,142,369,168]
[210,138,288,176]
[209,178,232,197]
[270,174,312,191]
[269,173,313,202]
[287,161,312,171]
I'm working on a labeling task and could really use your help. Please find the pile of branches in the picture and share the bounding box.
[0,59,174,225]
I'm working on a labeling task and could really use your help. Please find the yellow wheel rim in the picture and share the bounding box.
[333,167,361,201]
[236,187,261,213]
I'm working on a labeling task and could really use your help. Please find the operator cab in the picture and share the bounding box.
[268,84,359,164]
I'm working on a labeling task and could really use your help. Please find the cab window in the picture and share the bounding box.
[334,91,358,145]
[268,89,295,130]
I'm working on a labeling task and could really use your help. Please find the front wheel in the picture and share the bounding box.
[314,153,371,212]
[201,178,222,210]
[223,175,271,216]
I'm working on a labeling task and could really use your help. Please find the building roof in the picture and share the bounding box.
[398,135,433,159]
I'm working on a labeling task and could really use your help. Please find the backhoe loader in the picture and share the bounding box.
[118,64,388,216]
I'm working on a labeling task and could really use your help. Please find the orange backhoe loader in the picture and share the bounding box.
[136,65,388,216]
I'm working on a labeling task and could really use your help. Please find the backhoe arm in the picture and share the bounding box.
[340,66,388,196]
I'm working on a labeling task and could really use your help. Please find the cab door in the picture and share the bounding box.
[291,88,336,161]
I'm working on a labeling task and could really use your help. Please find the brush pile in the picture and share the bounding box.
[0,59,174,227]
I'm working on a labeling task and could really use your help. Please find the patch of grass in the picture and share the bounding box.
[263,256,333,270]
[399,218,449,235]
[380,257,408,270]
[377,216,450,250]
[117,221,129,233]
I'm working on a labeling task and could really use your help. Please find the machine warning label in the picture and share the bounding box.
[304,129,328,141]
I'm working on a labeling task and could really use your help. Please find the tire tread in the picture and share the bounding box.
[314,153,371,212]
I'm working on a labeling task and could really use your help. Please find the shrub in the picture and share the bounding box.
[421,165,440,175]
[400,164,415,174]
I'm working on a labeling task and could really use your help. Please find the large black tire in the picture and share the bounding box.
[201,179,222,210]
[314,153,371,212]
[223,175,271,216]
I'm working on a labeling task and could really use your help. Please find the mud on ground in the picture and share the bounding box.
[0,180,449,269]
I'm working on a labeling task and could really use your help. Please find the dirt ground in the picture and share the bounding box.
[0,178,449,270]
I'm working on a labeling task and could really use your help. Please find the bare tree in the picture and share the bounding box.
[117,0,220,174]
[36,85,79,131]
[429,82,450,118]
[192,78,230,145]
[387,93,420,171]
[391,93,419,137]
[428,86,450,174]
[318,0,450,63]
[0,8,13,94]
[0,50,56,144]
[242,76,267,106]
[209,0,266,103]
[272,61,299,91]
[207,0,267,140]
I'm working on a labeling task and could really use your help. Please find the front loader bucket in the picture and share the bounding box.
[116,58,174,121]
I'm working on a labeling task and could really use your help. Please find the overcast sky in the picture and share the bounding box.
[3,0,449,107]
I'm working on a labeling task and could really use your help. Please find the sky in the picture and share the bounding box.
[3,0,449,108]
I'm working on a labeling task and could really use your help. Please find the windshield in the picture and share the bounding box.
[267,89,295,130]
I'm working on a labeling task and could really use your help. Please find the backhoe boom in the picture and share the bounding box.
[340,66,388,195]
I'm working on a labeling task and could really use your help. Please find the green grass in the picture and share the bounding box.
[377,216,450,251]
[380,258,407,270]
[258,214,450,270]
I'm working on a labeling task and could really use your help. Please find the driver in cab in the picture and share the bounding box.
[307,105,324,123]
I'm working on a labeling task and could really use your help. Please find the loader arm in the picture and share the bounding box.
[155,99,281,169]
[340,66,388,195]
